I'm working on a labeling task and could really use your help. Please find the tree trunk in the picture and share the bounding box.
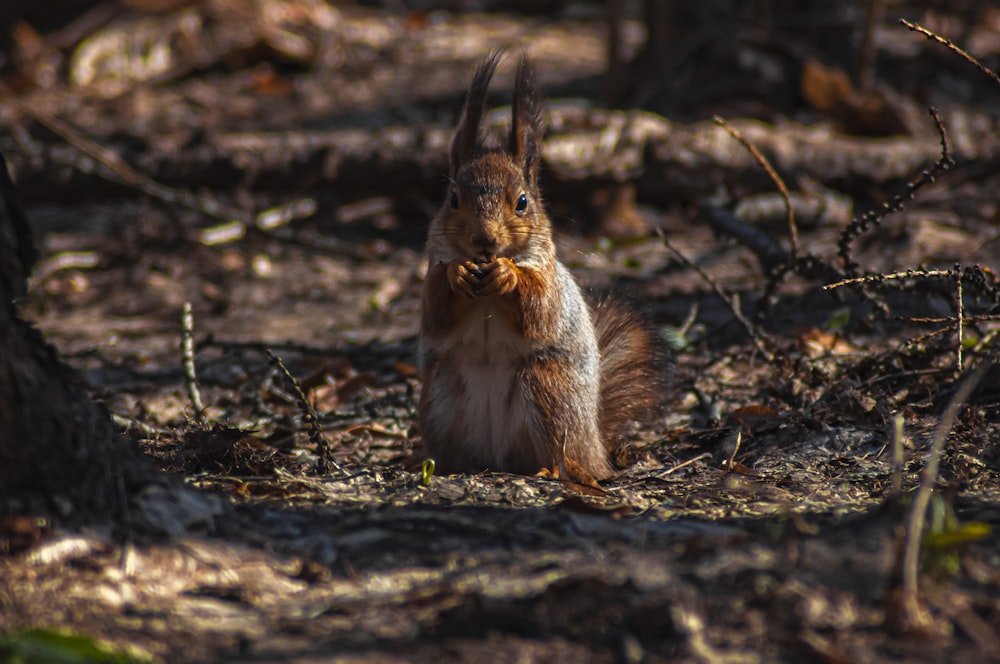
[0,151,144,522]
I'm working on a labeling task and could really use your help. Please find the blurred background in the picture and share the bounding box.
[0,1,998,364]
[1,1,999,231]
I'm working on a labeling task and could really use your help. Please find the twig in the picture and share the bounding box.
[900,19,1000,90]
[826,264,972,372]
[927,590,1000,655]
[823,268,953,291]
[723,430,743,473]
[678,302,700,339]
[961,264,1000,309]
[659,229,774,361]
[891,414,904,495]
[900,325,959,351]
[181,302,206,424]
[265,349,338,474]
[0,82,147,190]
[898,314,1000,324]
[657,452,712,477]
[110,413,170,436]
[756,253,845,322]
[837,108,953,276]
[0,82,316,230]
[972,329,1000,357]
[0,81,250,224]
[900,357,994,627]
[955,264,964,373]
[714,116,798,259]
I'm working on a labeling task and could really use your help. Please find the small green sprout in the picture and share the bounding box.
[421,458,436,486]
[922,493,991,578]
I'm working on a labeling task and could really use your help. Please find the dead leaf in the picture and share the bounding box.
[404,11,430,31]
[800,59,908,136]
[337,371,376,403]
[1,515,53,554]
[799,328,856,357]
[311,382,340,411]
[393,361,418,377]
[720,460,757,476]
[182,425,292,475]
[250,65,294,95]
[725,405,781,430]
[801,59,856,115]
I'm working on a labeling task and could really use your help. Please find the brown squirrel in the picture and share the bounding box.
[418,52,666,480]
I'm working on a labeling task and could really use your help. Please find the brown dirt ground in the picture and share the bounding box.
[2,3,1000,662]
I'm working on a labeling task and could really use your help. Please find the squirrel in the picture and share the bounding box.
[418,52,667,480]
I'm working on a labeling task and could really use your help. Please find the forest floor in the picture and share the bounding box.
[2,2,1000,662]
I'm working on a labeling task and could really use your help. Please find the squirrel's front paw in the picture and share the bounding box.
[476,257,518,296]
[446,259,481,299]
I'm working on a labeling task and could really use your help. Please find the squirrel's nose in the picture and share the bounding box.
[470,233,497,254]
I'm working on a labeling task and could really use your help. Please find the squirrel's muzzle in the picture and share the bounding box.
[470,232,498,257]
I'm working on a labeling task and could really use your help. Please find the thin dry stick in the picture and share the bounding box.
[182,302,206,423]
[678,302,700,339]
[901,325,959,351]
[0,82,315,229]
[659,229,775,361]
[724,430,743,473]
[265,349,337,474]
[714,116,798,259]
[836,108,952,276]
[973,329,1000,356]
[823,268,953,291]
[901,358,993,620]
[0,82,148,189]
[827,266,969,371]
[899,314,1000,324]
[110,413,169,436]
[955,264,964,373]
[891,414,904,495]
[0,82,240,223]
[658,452,712,477]
[900,19,1000,89]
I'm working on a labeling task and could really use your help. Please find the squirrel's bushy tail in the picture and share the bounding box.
[591,297,670,452]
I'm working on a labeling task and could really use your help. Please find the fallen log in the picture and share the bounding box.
[3,105,997,209]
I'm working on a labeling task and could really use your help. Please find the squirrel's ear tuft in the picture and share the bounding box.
[509,55,544,183]
[450,51,503,175]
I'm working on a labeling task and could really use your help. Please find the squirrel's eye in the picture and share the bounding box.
[450,191,458,209]
[515,193,528,213]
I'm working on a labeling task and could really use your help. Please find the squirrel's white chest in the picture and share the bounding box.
[449,300,531,362]
[435,300,539,463]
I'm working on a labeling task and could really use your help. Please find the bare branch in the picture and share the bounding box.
[837,108,953,276]
[182,302,206,424]
[824,269,953,291]
[265,349,339,474]
[714,115,798,259]
[901,19,1000,90]
[658,229,774,362]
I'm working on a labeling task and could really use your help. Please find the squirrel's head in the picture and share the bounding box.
[435,52,549,261]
